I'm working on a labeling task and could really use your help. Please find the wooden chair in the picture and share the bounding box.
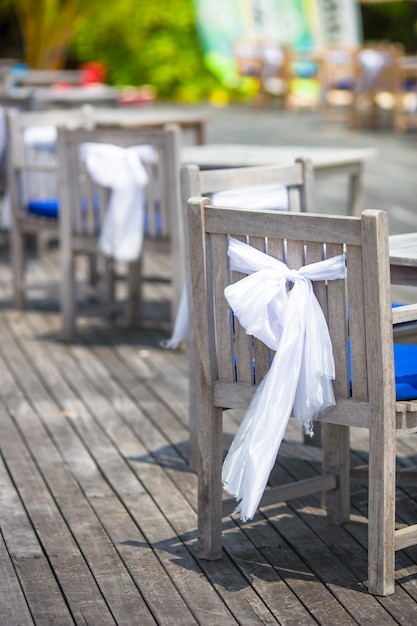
[234,39,293,108]
[6,108,75,309]
[319,45,358,122]
[57,123,182,341]
[7,107,182,341]
[187,197,417,596]
[180,160,315,469]
[349,42,404,129]
[392,55,417,133]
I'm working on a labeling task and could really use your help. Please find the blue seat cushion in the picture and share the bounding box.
[27,198,59,218]
[393,343,417,401]
[27,197,164,235]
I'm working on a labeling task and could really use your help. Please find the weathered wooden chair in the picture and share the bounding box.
[234,39,293,108]
[349,42,404,129]
[7,107,182,341]
[57,123,182,341]
[6,108,79,309]
[187,197,417,596]
[180,160,315,469]
[319,45,358,122]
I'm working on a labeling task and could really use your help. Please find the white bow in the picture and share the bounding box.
[222,237,347,521]
[80,143,155,262]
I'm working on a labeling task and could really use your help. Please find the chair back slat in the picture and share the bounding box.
[211,233,234,382]
[345,244,368,400]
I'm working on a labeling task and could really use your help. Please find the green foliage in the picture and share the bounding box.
[360,1,417,52]
[71,0,223,101]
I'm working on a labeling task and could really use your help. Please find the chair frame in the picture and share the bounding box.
[57,123,182,342]
[349,42,405,130]
[181,159,315,470]
[7,108,182,341]
[187,197,417,596]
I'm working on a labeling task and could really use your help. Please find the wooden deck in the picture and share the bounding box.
[1,105,417,624]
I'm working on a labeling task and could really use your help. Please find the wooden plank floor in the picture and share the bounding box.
[1,106,417,624]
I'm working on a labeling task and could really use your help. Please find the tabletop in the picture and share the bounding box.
[181,143,377,171]
[389,232,417,267]
[389,232,417,287]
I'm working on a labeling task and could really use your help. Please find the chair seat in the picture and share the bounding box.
[27,198,59,219]
[393,343,417,400]
[27,197,164,235]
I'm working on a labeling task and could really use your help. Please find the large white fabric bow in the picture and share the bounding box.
[80,143,156,262]
[222,237,347,522]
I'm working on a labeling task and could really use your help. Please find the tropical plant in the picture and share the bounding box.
[0,0,106,68]
[71,0,223,101]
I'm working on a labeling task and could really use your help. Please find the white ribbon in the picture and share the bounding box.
[222,237,347,522]
[357,49,392,93]
[80,143,156,262]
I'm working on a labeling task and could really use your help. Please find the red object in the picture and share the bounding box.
[80,62,107,85]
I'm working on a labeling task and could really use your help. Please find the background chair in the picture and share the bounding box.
[188,197,417,596]
[349,42,404,129]
[6,108,79,310]
[57,123,182,341]
[319,45,358,122]
[180,159,315,469]
[233,39,293,108]
[7,107,182,341]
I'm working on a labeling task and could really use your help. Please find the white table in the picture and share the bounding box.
[389,232,417,286]
[181,143,377,216]
[88,106,210,145]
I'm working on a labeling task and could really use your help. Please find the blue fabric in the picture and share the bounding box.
[393,343,417,401]
[27,197,164,236]
[27,198,59,218]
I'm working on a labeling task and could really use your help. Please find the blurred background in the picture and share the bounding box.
[1,0,417,106]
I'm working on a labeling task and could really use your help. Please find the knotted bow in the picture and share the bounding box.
[80,143,156,262]
[222,237,347,521]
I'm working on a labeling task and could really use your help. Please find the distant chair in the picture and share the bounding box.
[180,159,315,469]
[349,42,405,129]
[319,45,358,122]
[57,123,182,341]
[392,54,417,133]
[6,107,182,341]
[234,39,293,108]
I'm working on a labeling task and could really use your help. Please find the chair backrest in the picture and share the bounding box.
[320,45,357,93]
[181,159,315,216]
[188,198,395,422]
[354,42,404,95]
[6,108,86,225]
[56,123,183,307]
[57,123,181,241]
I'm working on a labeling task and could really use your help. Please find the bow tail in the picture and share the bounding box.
[99,184,145,262]
[222,287,307,521]
[293,290,336,434]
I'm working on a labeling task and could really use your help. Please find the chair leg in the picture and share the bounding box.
[11,220,25,309]
[60,251,77,343]
[126,258,143,327]
[188,325,198,472]
[322,422,350,524]
[198,402,223,561]
[367,421,396,596]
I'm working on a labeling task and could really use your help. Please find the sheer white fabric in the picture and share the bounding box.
[212,184,288,211]
[163,186,289,350]
[357,49,392,92]
[222,237,347,522]
[80,143,156,262]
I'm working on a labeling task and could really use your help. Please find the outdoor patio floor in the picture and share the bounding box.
[1,104,417,625]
